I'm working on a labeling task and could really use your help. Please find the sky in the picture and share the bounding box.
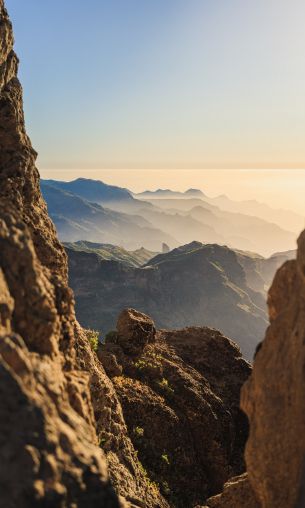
[5,0,305,214]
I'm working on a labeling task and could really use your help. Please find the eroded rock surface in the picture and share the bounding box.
[100,310,251,507]
[116,308,156,355]
[240,231,305,507]
[206,230,305,507]
[0,2,167,506]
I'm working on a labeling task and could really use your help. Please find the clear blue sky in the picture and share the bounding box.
[5,0,305,171]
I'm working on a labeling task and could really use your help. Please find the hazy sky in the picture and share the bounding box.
[6,0,305,171]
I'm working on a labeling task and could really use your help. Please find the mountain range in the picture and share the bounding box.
[65,240,294,359]
[41,178,299,256]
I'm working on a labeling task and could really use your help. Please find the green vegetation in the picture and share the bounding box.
[99,432,108,448]
[136,455,159,494]
[84,329,100,352]
[161,453,170,465]
[161,481,171,495]
[157,378,174,395]
[134,426,145,438]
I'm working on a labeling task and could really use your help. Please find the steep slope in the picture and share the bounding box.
[98,309,251,508]
[0,3,168,507]
[66,242,269,359]
[41,182,177,250]
[64,241,158,268]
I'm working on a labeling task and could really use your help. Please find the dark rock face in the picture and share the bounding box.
[99,316,251,507]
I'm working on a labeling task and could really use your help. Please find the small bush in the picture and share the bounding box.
[161,481,171,495]
[134,426,144,438]
[157,377,174,395]
[84,329,100,352]
[161,453,170,466]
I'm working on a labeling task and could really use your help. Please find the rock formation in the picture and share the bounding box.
[99,309,251,507]
[204,231,305,507]
[2,1,304,507]
[0,3,167,506]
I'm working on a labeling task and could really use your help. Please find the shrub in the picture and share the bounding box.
[84,329,100,352]
[161,453,170,466]
[157,377,174,395]
[134,426,144,438]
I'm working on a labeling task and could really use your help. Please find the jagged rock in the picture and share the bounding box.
[0,2,168,506]
[204,473,259,507]
[100,324,251,507]
[162,243,170,254]
[206,230,305,507]
[117,309,156,355]
[98,349,123,378]
[240,230,305,507]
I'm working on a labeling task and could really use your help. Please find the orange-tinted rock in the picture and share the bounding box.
[207,230,305,507]
[205,473,259,508]
[0,2,167,506]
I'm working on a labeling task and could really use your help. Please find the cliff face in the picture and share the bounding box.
[99,309,251,507]
[2,2,305,507]
[205,231,305,507]
[0,3,167,507]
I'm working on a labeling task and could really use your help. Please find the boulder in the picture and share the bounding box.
[116,308,156,355]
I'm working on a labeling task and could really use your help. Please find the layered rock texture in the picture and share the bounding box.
[99,309,251,507]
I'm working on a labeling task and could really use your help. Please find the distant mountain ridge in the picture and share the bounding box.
[64,240,158,267]
[43,177,134,202]
[135,188,206,199]
[41,182,176,250]
[65,240,292,359]
[41,178,298,256]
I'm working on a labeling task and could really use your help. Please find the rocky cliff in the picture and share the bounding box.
[204,231,305,507]
[0,3,253,507]
[1,1,304,507]
[0,3,167,506]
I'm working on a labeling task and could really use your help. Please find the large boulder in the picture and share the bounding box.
[116,308,156,355]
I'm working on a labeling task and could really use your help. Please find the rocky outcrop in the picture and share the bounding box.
[204,474,259,507]
[0,2,167,506]
[205,231,305,507]
[116,308,156,355]
[99,309,251,507]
